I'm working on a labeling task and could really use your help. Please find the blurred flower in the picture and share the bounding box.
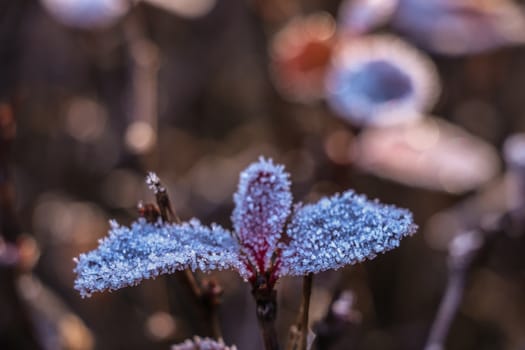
[74,157,416,297]
[393,0,525,55]
[171,336,236,350]
[141,0,217,19]
[338,0,398,34]
[339,0,525,55]
[354,117,500,193]
[40,0,129,29]
[270,13,336,103]
[325,35,440,126]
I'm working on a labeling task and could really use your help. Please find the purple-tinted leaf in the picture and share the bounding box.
[232,157,292,272]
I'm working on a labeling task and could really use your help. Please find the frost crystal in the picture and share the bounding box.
[278,190,417,276]
[171,336,237,350]
[74,157,417,297]
[232,157,292,271]
[74,218,247,297]
[146,172,164,193]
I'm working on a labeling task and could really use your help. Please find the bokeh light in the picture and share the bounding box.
[270,12,336,103]
[40,0,129,29]
[64,97,107,143]
[125,121,157,154]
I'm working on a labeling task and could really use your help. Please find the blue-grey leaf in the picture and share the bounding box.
[74,218,246,297]
[278,190,417,276]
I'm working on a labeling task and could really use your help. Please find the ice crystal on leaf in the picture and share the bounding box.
[232,157,292,272]
[74,157,416,297]
[74,219,248,297]
[171,336,237,350]
[278,191,417,276]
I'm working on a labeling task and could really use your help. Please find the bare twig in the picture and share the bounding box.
[287,273,313,350]
[425,209,522,350]
[424,230,483,350]
[146,170,224,339]
[298,273,313,350]
[200,279,223,341]
[426,134,525,349]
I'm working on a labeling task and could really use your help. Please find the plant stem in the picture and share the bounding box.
[424,263,467,350]
[253,275,280,350]
[260,318,280,350]
[149,167,223,339]
[287,274,314,350]
[424,231,482,350]
[297,273,313,350]
[182,269,202,297]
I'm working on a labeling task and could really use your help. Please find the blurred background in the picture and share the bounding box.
[1,0,525,349]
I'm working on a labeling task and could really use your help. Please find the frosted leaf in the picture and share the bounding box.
[232,157,292,271]
[278,190,417,276]
[74,218,247,297]
[172,336,237,350]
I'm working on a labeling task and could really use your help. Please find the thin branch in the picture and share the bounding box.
[424,208,516,350]
[200,278,224,341]
[424,230,482,350]
[426,134,525,350]
[298,273,313,350]
[287,273,313,350]
[182,269,202,297]
[146,169,224,339]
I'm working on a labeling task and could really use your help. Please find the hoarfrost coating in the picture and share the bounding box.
[74,157,416,296]
[74,219,249,297]
[232,158,292,272]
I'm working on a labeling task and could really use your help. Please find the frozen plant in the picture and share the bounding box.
[74,157,417,349]
[172,336,237,350]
